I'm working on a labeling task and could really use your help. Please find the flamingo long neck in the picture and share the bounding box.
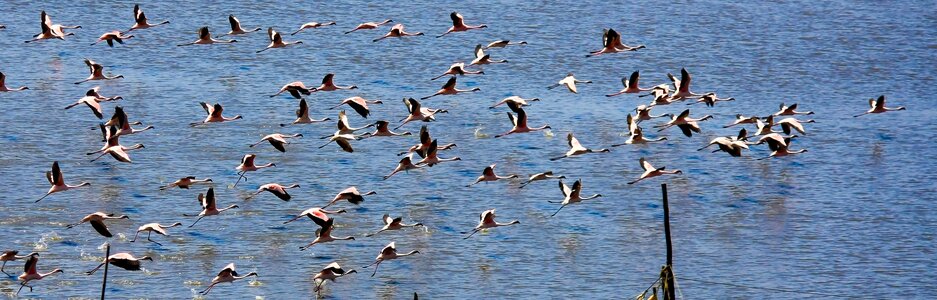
[532,125,550,130]
[399,250,419,257]
[582,194,601,200]
[39,269,62,278]
[219,205,238,212]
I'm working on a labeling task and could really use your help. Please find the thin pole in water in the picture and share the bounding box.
[661,184,675,300]
[101,242,109,300]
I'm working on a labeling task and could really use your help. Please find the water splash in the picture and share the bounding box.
[543,129,555,138]
[32,231,63,251]
[474,128,489,139]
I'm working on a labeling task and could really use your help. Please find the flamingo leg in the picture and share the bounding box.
[463,228,480,239]
[35,192,52,203]
[550,204,568,217]
[370,261,382,277]
[147,231,163,246]
[200,282,218,294]
[188,216,206,228]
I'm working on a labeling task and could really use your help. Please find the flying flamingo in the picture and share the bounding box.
[299,216,355,250]
[74,58,123,84]
[234,154,275,187]
[220,15,261,36]
[281,99,331,126]
[291,21,337,35]
[130,222,182,246]
[16,253,62,296]
[362,242,420,277]
[192,102,242,126]
[111,106,154,136]
[323,110,375,138]
[1,251,29,275]
[397,125,456,156]
[437,12,487,38]
[483,40,527,49]
[257,27,302,53]
[128,4,169,31]
[774,103,815,116]
[66,212,129,237]
[669,68,703,100]
[547,73,591,94]
[371,120,412,137]
[365,214,424,237]
[549,179,603,217]
[518,171,565,189]
[644,86,678,107]
[270,81,314,99]
[0,72,29,92]
[36,161,90,202]
[489,96,540,109]
[284,207,346,225]
[698,129,750,157]
[756,136,808,160]
[421,76,480,99]
[373,24,424,42]
[160,176,212,190]
[655,109,714,137]
[587,28,645,57]
[431,62,484,80]
[313,262,356,295]
[64,87,122,117]
[177,27,236,46]
[634,105,669,123]
[184,187,239,227]
[854,95,905,117]
[416,139,462,166]
[774,118,814,135]
[470,44,508,65]
[91,31,134,47]
[396,97,448,129]
[319,133,363,153]
[689,92,735,107]
[26,11,78,43]
[345,19,392,34]
[249,133,303,152]
[88,124,145,163]
[199,263,258,295]
[85,253,152,274]
[314,73,358,92]
[383,155,422,180]
[246,183,299,201]
[494,101,551,138]
[723,114,759,128]
[606,71,651,97]
[467,164,519,187]
[330,96,382,118]
[463,209,520,238]
[613,126,667,146]
[550,133,610,160]
[323,186,377,208]
[628,158,683,184]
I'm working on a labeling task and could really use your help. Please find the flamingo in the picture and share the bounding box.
[319,133,363,153]
[421,76,480,99]
[550,133,610,160]
[25,11,78,43]
[177,27,236,46]
[0,72,29,92]
[299,216,355,251]
[64,87,122,118]
[111,106,154,137]
[383,155,422,180]
[698,129,750,157]
[91,31,134,47]
[270,81,314,99]
[634,105,669,123]
[628,158,683,184]
[365,214,424,237]
[314,73,358,92]
[130,222,182,246]
[774,103,815,116]
[362,242,420,277]
[494,101,551,138]
[396,97,448,129]
[547,73,591,93]
[88,124,145,163]
[1,251,29,275]
[373,24,424,42]
[437,12,487,38]
[234,154,275,187]
[220,15,260,36]
[199,263,258,295]
[313,262,356,295]
[160,176,212,190]
[283,207,345,225]
[723,114,759,128]
[281,99,330,126]
[757,135,807,160]
[184,187,239,227]
[345,19,392,34]
[291,21,336,35]
[128,4,169,31]
[257,27,302,53]
[587,28,645,57]
[754,133,798,152]
[66,212,129,238]
[415,139,462,166]
[549,179,603,217]
[489,96,540,109]
[655,109,713,137]
[371,120,412,137]
[690,92,734,107]
[669,68,703,100]
[467,164,519,187]
[750,116,778,136]
[643,86,677,107]
[249,133,303,152]
[192,102,242,126]
[16,253,62,296]
[612,127,667,146]
[483,40,527,49]
[330,96,382,118]
[854,95,905,117]
[323,110,375,138]
[606,71,651,97]
[85,253,152,274]
[431,62,483,80]
[774,118,814,135]
[470,44,507,65]
[397,125,456,156]
[36,161,90,202]
[463,209,520,238]
[323,186,377,208]
[246,183,299,201]
[74,58,123,84]
[518,171,565,189]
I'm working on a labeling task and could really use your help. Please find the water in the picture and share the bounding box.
[1,0,935,299]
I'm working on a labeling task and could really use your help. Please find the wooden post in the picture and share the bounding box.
[101,243,109,300]
[661,184,676,300]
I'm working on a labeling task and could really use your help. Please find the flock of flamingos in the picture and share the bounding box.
[0,4,906,299]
